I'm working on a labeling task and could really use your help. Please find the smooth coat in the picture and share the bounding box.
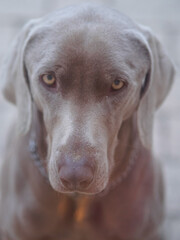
[0,4,174,240]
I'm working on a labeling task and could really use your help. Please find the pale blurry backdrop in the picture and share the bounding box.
[0,0,179,239]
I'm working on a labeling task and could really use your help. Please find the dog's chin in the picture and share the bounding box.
[49,180,108,196]
[56,189,103,196]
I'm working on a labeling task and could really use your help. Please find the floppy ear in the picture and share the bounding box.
[140,25,175,108]
[1,19,39,135]
[127,26,175,149]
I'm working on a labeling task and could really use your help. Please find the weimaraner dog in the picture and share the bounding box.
[0,4,174,240]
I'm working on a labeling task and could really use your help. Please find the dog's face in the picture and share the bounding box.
[2,6,173,195]
[25,22,149,194]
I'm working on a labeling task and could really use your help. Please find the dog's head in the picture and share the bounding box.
[2,5,174,194]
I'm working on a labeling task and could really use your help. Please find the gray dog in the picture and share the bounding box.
[0,4,174,240]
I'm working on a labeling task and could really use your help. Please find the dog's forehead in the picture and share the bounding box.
[25,7,149,100]
[26,6,143,71]
[27,26,142,75]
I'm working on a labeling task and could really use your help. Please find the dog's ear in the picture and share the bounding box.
[126,26,175,149]
[1,19,39,135]
[139,25,175,108]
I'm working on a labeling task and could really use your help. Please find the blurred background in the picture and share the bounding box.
[0,0,179,239]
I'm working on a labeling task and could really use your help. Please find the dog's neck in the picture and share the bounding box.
[28,106,49,181]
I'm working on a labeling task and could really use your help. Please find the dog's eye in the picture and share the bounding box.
[111,79,125,90]
[42,73,56,86]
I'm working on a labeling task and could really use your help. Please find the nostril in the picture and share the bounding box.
[60,177,73,190]
[79,177,93,189]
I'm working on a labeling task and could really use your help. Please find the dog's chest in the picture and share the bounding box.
[54,184,156,240]
[55,196,104,239]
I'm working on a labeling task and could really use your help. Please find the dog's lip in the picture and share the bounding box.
[56,188,103,195]
[51,182,105,195]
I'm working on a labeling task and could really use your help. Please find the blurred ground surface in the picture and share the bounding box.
[0,0,179,239]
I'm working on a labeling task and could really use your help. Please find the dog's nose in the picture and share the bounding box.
[59,165,94,191]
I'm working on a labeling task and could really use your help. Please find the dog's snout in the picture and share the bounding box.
[59,165,94,191]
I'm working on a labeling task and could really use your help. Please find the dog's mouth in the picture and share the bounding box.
[49,176,108,196]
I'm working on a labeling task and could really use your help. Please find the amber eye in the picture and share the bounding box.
[111,79,125,90]
[42,73,56,86]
